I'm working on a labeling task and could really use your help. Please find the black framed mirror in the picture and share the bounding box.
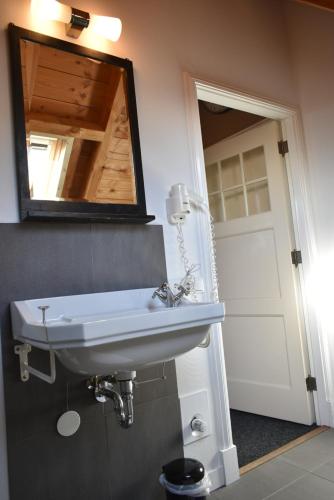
[8,24,154,223]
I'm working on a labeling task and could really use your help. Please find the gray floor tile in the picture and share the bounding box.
[211,459,305,500]
[312,458,334,482]
[277,430,334,472]
[265,473,334,500]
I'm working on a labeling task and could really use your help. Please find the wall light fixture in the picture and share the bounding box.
[31,0,122,41]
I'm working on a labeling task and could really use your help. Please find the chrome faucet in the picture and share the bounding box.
[152,281,190,307]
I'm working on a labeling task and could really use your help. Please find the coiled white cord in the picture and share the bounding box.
[176,223,200,301]
[175,208,219,305]
[208,212,219,304]
[176,222,192,275]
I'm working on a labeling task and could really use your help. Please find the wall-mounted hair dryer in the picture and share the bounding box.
[166,183,207,224]
[166,182,218,346]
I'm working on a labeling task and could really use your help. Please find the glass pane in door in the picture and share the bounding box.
[205,163,219,193]
[209,193,223,222]
[221,155,242,189]
[243,146,266,182]
[224,187,245,220]
[247,180,270,215]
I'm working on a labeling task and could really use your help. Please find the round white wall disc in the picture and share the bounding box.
[57,411,81,437]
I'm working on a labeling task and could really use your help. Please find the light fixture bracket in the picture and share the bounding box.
[66,7,90,38]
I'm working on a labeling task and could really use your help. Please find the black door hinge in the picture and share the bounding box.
[306,375,317,392]
[278,140,289,157]
[291,249,302,267]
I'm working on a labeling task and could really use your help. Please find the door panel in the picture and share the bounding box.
[224,316,291,388]
[204,120,314,424]
[216,228,281,300]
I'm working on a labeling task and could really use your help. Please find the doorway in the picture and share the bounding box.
[181,75,330,484]
[198,103,316,467]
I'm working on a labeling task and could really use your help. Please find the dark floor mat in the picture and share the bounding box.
[230,410,318,468]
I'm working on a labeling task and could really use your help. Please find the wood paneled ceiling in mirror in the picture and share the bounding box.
[20,39,136,205]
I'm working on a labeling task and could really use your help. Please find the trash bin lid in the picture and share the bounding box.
[162,458,205,485]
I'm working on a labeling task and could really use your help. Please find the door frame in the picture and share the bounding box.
[183,73,332,482]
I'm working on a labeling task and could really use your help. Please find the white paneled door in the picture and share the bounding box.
[204,120,314,425]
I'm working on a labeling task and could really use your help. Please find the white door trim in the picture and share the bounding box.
[183,73,332,481]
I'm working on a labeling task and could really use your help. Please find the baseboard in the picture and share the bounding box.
[207,445,239,493]
[207,464,225,492]
[326,400,334,427]
[220,445,240,485]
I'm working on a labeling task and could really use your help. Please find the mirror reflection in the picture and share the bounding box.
[20,39,137,204]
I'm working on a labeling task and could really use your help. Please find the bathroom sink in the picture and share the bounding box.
[11,288,225,375]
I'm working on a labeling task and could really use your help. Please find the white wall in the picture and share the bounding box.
[284,2,334,414]
[0,0,301,496]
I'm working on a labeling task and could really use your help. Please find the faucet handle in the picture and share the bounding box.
[152,282,168,300]
[177,284,190,296]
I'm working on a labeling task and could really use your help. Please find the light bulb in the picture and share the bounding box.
[31,0,122,42]
[31,0,71,24]
[89,15,122,42]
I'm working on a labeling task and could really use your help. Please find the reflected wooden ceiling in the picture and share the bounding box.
[20,40,136,204]
[294,0,334,12]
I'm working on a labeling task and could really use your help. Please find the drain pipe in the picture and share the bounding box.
[118,378,134,428]
[87,373,135,428]
[98,379,127,426]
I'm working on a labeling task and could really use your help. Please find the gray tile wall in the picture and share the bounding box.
[0,223,183,500]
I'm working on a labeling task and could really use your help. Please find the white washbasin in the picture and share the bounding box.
[11,288,225,375]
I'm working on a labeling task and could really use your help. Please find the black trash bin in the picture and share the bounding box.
[160,458,210,499]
